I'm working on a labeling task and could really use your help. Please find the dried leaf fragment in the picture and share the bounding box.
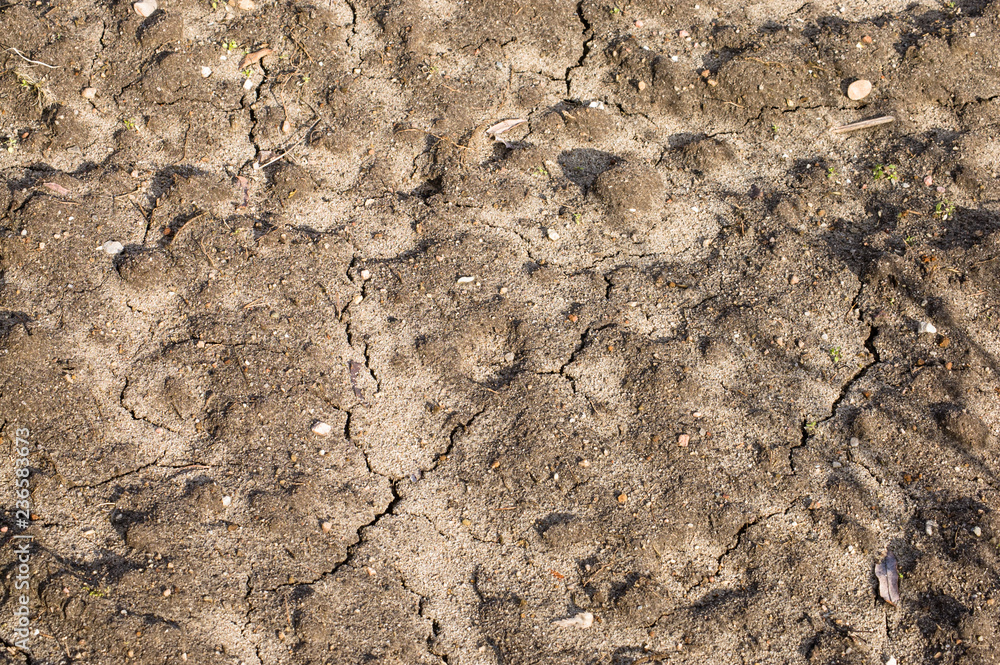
[239,48,273,70]
[875,551,900,605]
[485,118,526,137]
[43,182,71,196]
[553,612,594,629]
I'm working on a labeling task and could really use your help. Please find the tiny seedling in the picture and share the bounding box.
[934,199,956,221]
[242,68,253,78]
[826,166,837,179]
[771,123,778,134]
[225,39,239,51]
[829,347,842,363]
[903,235,917,246]
[531,165,549,177]
[122,118,137,131]
[16,72,52,111]
[872,163,898,181]
[5,135,17,153]
[573,212,583,224]
[805,420,818,434]
[609,6,621,15]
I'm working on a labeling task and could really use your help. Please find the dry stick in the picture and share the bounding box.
[830,115,895,134]
[6,47,58,68]
[256,119,321,169]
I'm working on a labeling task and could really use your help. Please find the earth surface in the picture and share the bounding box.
[1,0,999,663]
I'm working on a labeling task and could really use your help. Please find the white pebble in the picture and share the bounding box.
[972,526,982,537]
[847,79,872,101]
[133,0,157,17]
[917,321,937,334]
[547,228,560,240]
[81,87,97,99]
[311,421,332,436]
[221,495,232,507]
[456,276,476,284]
[925,520,937,536]
[242,77,254,91]
[201,67,213,78]
[360,269,372,280]
[831,461,842,468]
[102,240,124,255]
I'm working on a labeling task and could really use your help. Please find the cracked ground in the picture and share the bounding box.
[1,0,1000,663]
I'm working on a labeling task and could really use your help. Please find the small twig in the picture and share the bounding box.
[113,188,139,200]
[6,47,58,68]
[830,115,895,134]
[256,119,320,169]
[973,255,998,265]
[743,56,784,67]
[169,211,207,243]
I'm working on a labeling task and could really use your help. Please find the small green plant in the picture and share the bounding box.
[82,585,106,598]
[297,74,311,87]
[572,212,583,224]
[771,123,778,134]
[934,199,956,221]
[903,235,917,246]
[242,68,253,78]
[225,39,239,51]
[609,6,621,14]
[122,118,136,131]
[5,135,17,153]
[829,347,842,363]
[805,420,818,434]
[16,71,51,110]
[872,163,898,181]
[826,166,837,179]
[531,165,549,177]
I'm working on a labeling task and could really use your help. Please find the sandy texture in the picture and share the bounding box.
[1,0,999,663]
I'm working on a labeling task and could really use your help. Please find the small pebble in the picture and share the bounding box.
[242,77,254,91]
[918,321,937,334]
[81,87,97,99]
[926,520,937,536]
[789,275,799,285]
[972,526,982,537]
[360,269,372,280]
[102,240,124,255]
[924,175,933,187]
[617,493,628,504]
[677,434,690,447]
[201,67,213,78]
[547,228,560,240]
[222,496,232,507]
[850,437,860,447]
[847,79,872,101]
[237,0,255,9]
[832,461,843,468]
[456,276,476,284]
[133,0,157,16]
[637,80,646,91]
[311,421,333,436]
[321,521,333,533]
[281,120,292,133]
[504,352,515,363]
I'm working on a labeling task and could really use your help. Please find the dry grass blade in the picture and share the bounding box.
[831,116,895,134]
[485,118,526,137]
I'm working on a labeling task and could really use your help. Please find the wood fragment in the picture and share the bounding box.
[239,47,273,70]
[830,116,895,134]
[875,551,900,605]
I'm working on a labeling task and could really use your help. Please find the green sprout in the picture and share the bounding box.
[242,68,253,78]
[16,71,51,110]
[872,163,898,181]
[5,135,18,153]
[934,199,956,221]
[805,420,818,434]
[829,347,842,363]
[225,39,239,51]
[771,123,778,134]
[531,165,549,177]
[610,6,621,14]
[122,118,136,131]
[572,212,583,224]
[826,166,837,179]
[903,235,917,246]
